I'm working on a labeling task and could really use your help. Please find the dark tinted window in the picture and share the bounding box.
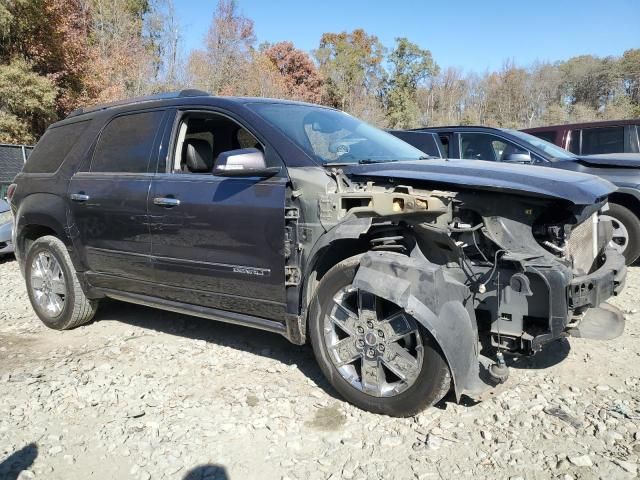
[581,126,624,154]
[91,111,164,173]
[23,121,89,173]
[438,135,450,157]
[459,133,529,162]
[529,131,556,143]
[389,131,443,158]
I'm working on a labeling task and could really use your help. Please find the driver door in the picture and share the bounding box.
[147,110,288,321]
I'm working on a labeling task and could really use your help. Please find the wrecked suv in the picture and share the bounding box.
[9,91,627,416]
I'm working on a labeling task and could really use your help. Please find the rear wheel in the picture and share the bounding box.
[24,235,98,330]
[309,256,451,417]
[602,203,640,265]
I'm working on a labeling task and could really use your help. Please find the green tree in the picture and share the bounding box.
[314,29,386,123]
[0,57,56,143]
[385,38,438,128]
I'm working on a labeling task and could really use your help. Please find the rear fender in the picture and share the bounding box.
[352,251,481,400]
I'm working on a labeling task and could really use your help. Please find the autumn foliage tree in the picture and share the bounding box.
[261,41,322,103]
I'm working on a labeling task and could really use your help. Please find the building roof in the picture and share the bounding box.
[0,144,31,184]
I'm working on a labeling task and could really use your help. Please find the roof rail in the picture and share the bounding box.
[66,89,210,118]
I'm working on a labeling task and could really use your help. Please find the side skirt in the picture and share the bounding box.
[95,288,289,339]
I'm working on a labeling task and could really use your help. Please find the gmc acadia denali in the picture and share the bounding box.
[8,90,626,416]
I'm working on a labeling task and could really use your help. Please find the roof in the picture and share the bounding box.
[0,144,30,184]
[412,125,505,132]
[523,119,640,132]
[65,89,328,121]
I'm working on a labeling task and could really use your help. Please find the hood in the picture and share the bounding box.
[576,153,640,168]
[342,159,616,205]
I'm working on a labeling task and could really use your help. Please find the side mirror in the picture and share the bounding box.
[213,148,280,178]
[503,152,532,164]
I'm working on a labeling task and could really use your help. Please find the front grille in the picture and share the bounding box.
[566,214,597,275]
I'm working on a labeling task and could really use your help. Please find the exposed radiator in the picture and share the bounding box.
[566,213,599,276]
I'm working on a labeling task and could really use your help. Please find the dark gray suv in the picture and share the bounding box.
[8,91,626,416]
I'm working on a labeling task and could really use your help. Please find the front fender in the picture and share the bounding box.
[352,251,482,400]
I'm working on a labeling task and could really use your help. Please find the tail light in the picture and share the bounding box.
[6,183,16,203]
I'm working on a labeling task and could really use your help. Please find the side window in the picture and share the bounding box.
[438,135,450,157]
[24,121,89,173]
[459,133,528,162]
[568,130,581,154]
[173,112,262,174]
[91,111,164,173]
[581,126,624,155]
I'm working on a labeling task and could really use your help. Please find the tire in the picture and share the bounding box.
[24,235,98,330]
[605,203,640,265]
[308,255,451,417]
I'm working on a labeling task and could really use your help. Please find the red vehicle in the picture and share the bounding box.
[523,119,640,155]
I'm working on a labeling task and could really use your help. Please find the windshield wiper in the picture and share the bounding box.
[357,159,398,164]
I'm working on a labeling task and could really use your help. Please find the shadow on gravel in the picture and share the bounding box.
[505,337,571,370]
[0,442,38,480]
[183,464,229,480]
[0,253,15,265]
[94,299,341,401]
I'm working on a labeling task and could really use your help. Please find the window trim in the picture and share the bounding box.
[579,125,626,155]
[84,108,167,175]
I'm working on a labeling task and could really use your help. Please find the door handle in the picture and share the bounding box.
[153,197,181,208]
[70,193,90,202]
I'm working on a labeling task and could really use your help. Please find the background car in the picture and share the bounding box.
[0,199,14,256]
[523,119,640,155]
[391,126,640,265]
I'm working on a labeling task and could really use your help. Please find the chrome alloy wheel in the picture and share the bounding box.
[323,287,424,397]
[601,214,629,254]
[30,251,67,317]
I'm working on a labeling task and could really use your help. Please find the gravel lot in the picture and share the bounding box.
[0,255,639,480]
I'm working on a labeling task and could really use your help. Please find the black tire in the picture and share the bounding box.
[24,235,98,330]
[308,255,451,417]
[607,203,640,265]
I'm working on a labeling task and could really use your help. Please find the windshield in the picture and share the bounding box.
[247,103,426,165]
[505,129,577,161]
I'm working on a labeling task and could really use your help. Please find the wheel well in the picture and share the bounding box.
[609,193,640,219]
[19,225,58,257]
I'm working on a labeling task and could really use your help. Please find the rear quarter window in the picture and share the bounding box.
[23,120,89,173]
[90,111,164,173]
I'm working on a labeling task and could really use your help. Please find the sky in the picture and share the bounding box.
[175,0,640,73]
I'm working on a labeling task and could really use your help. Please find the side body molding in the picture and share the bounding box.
[352,251,482,399]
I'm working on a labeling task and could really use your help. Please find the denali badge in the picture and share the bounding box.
[232,266,269,276]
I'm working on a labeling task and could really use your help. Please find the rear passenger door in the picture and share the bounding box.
[68,110,168,292]
[147,109,288,321]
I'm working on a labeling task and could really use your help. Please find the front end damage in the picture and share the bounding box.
[295,166,626,400]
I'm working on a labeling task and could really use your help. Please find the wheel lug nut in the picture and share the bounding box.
[367,348,375,357]
[357,339,365,348]
[357,326,364,334]
[377,330,384,338]
[378,344,385,352]
[366,321,374,328]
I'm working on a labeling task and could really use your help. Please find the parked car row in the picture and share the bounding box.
[392,126,640,265]
[5,91,630,416]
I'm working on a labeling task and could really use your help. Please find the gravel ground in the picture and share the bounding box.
[0,255,639,480]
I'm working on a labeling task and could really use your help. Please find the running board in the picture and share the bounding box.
[96,288,288,337]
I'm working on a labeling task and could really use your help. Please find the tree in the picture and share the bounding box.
[0,0,91,115]
[0,58,57,143]
[187,0,255,95]
[620,49,640,110]
[385,38,438,128]
[261,41,323,103]
[314,29,386,123]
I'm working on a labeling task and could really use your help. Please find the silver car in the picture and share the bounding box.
[0,199,14,255]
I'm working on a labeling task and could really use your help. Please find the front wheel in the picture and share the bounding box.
[24,235,98,330]
[309,256,451,417]
[602,203,640,265]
